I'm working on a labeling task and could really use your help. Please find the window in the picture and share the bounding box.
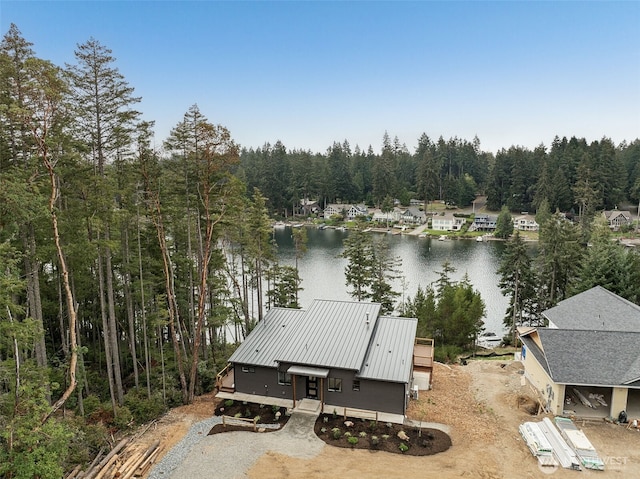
[327,377,342,392]
[278,371,292,385]
[352,380,360,392]
[241,366,255,373]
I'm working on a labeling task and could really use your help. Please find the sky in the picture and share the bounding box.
[2,1,639,155]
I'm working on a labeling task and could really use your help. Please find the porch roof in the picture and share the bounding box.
[287,365,330,378]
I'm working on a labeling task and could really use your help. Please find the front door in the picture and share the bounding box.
[306,376,318,399]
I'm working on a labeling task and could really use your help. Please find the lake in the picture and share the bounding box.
[273,227,517,337]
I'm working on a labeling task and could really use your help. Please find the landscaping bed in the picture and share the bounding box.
[314,413,451,456]
[209,400,289,435]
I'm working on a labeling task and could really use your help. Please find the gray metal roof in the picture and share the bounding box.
[543,286,640,332]
[275,300,382,370]
[228,308,305,367]
[230,299,417,384]
[358,316,417,383]
[523,328,640,387]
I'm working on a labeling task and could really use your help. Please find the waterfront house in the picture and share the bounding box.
[514,214,539,232]
[323,203,368,220]
[602,209,632,231]
[372,207,401,224]
[223,299,418,415]
[401,207,427,225]
[432,212,465,231]
[469,213,497,232]
[519,287,640,419]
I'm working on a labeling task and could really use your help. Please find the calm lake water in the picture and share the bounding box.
[273,227,520,336]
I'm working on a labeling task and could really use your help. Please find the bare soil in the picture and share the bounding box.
[135,360,640,478]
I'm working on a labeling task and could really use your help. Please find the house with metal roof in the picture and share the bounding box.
[221,299,418,415]
[518,287,640,419]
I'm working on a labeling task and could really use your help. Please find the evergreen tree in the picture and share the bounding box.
[341,227,375,301]
[369,237,401,313]
[494,206,513,238]
[536,214,582,311]
[498,232,535,344]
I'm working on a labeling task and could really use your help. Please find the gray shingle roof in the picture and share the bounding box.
[523,328,640,386]
[544,286,640,332]
[358,316,417,383]
[276,300,382,370]
[228,308,305,367]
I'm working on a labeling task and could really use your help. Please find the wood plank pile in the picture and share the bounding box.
[538,417,581,471]
[518,421,558,469]
[554,417,605,471]
[64,438,161,479]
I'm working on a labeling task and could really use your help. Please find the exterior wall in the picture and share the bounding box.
[610,387,629,418]
[234,363,408,415]
[233,364,293,400]
[323,369,406,415]
[521,345,565,415]
[432,219,452,231]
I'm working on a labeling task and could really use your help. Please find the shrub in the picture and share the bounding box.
[399,442,409,453]
[224,399,235,408]
[332,427,341,439]
[323,416,329,423]
[344,431,352,438]
[244,408,251,417]
[254,415,261,423]
[82,395,102,417]
[271,404,279,414]
[381,434,390,441]
[124,389,166,424]
[234,412,242,418]
[320,427,327,433]
[332,408,337,419]
[371,435,379,446]
[369,420,377,430]
[359,431,367,438]
[113,406,134,430]
[347,436,358,446]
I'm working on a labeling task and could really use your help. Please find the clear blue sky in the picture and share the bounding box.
[2,1,639,154]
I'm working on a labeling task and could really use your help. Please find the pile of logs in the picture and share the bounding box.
[64,438,161,479]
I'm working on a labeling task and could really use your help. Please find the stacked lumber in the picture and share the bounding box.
[538,417,581,471]
[555,416,605,471]
[518,421,558,469]
[64,439,162,479]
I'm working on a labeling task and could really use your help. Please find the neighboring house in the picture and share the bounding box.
[372,207,401,224]
[603,209,632,231]
[432,213,465,231]
[469,214,497,232]
[323,203,345,219]
[323,203,368,220]
[410,199,423,207]
[514,214,539,232]
[225,300,418,415]
[401,207,427,225]
[347,204,368,220]
[519,287,640,419]
[299,198,319,216]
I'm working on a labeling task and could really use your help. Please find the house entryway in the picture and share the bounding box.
[306,376,318,399]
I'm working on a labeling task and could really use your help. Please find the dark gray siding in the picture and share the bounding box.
[234,363,407,415]
[234,364,293,400]
[324,369,407,415]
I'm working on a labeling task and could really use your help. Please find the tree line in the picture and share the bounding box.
[1,24,640,477]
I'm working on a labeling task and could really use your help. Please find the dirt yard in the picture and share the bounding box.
[138,360,640,478]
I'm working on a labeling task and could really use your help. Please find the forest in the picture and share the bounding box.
[1,24,640,478]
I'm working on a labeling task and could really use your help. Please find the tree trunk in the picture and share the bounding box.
[97,242,118,413]
[104,232,124,406]
[123,227,139,389]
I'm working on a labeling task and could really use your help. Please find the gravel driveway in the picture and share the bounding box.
[149,412,324,479]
